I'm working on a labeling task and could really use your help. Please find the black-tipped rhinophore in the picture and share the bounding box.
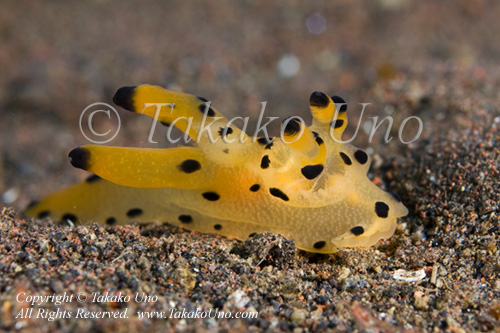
[68,147,90,170]
[113,86,137,111]
[283,117,301,136]
[309,91,329,108]
[331,95,347,112]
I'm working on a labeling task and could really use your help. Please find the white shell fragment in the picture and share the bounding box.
[393,269,426,282]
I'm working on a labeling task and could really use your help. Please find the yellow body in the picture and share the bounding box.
[26,86,408,253]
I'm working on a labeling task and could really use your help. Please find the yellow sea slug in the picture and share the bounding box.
[26,85,408,253]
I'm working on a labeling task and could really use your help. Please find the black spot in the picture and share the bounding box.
[160,121,171,127]
[283,117,301,136]
[106,217,117,225]
[354,150,368,165]
[223,149,229,154]
[313,241,326,249]
[62,213,77,223]
[339,152,352,165]
[69,147,91,170]
[202,192,220,201]
[127,208,143,218]
[214,224,222,230]
[197,96,208,102]
[218,126,233,138]
[261,155,270,169]
[198,104,216,117]
[309,91,329,108]
[27,200,39,210]
[85,174,101,183]
[375,202,390,218]
[315,136,324,145]
[38,210,50,218]
[257,137,273,146]
[350,226,364,236]
[265,142,274,150]
[330,119,344,129]
[331,95,347,112]
[248,232,257,238]
[178,215,193,223]
[178,159,201,173]
[250,184,260,192]
[301,164,324,180]
[113,86,137,111]
[389,192,402,202]
[269,188,289,201]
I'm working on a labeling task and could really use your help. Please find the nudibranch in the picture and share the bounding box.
[25,85,408,253]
